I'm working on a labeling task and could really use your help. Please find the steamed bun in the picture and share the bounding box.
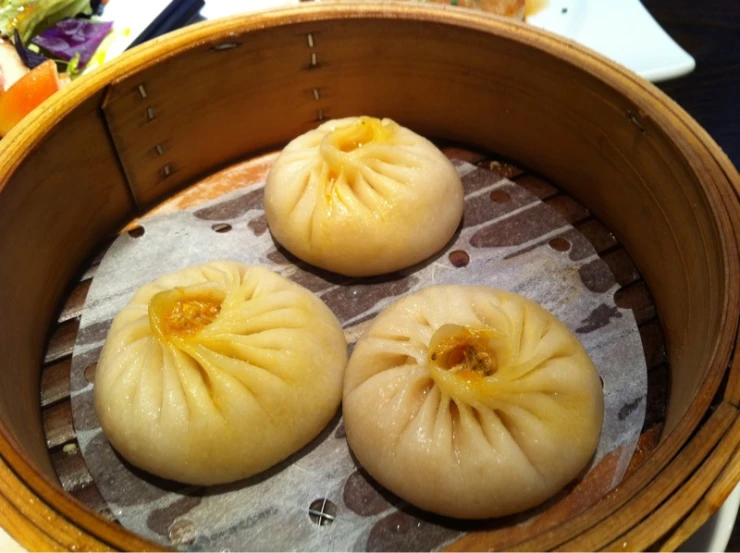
[343,285,604,519]
[264,116,464,277]
[94,261,347,485]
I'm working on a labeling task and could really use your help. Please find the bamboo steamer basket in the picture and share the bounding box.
[0,3,738,551]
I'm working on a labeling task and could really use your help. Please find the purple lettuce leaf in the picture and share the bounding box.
[32,18,113,68]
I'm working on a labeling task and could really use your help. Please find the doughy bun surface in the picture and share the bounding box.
[94,261,347,485]
[264,116,464,277]
[343,285,604,519]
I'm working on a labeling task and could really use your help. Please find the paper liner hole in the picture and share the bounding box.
[84,363,96,384]
[489,189,511,203]
[127,226,145,238]
[309,498,337,526]
[211,223,232,233]
[448,250,470,267]
[549,237,571,251]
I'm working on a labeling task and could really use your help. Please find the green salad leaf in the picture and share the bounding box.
[0,0,92,43]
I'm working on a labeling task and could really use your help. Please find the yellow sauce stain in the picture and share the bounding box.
[161,297,221,336]
[457,369,485,381]
[149,288,224,341]
[322,117,395,199]
[429,325,500,378]
[329,116,392,153]
[525,0,550,18]
[339,138,363,153]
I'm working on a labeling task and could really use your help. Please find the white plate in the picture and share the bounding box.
[526,0,695,82]
[678,483,740,552]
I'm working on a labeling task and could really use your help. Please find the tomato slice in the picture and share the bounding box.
[0,60,61,137]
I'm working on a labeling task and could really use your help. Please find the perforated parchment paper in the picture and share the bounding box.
[70,154,647,551]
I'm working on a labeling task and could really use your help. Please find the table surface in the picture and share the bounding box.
[640,1,740,549]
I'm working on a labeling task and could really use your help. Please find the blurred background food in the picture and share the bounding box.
[0,0,697,137]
